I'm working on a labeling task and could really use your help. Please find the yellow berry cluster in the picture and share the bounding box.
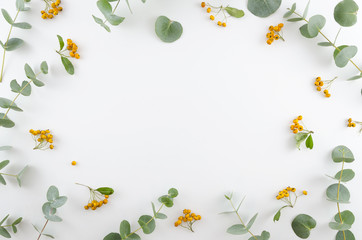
[29,129,54,150]
[276,187,307,200]
[67,39,80,59]
[347,118,362,133]
[314,76,337,97]
[289,115,304,134]
[201,2,227,27]
[266,24,284,45]
[41,0,63,19]
[84,195,109,211]
[174,209,201,232]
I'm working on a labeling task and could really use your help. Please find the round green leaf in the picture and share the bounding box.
[247,0,281,18]
[292,214,317,239]
[41,61,48,74]
[331,145,354,163]
[50,196,67,208]
[158,195,173,207]
[326,183,350,203]
[336,230,355,240]
[334,45,358,68]
[0,117,15,128]
[96,187,114,195]
[168,188,178,198]
[138,215,156,234]
[104,233,122,240]
[47,185,59,201]
[299,24,314,38]
[334,0,359,27]
[127,233,141,240]
[334,210,355,225]
[225,7,245,18]
[307,15,326,37]
[329,222,351,231]
[334,169,355,182]
[97,0,112,17]
[155,16,183,43]
[248,231,270,240]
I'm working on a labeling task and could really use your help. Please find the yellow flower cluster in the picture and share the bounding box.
[266,24,284,45]
[67,39,80,59]
[314,76,337,97]
[41,0,63,19]
[289,115,304,134]
[201,2,227,27]
[29,129,54,150]
[276,186,307,200]
[84,195,109,211]
[174,209,201,232]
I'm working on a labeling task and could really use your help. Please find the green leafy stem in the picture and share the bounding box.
[0,214,22,238]
[0,160,28,187]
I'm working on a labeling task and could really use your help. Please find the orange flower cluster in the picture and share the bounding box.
[174,209,201,232]
[29,129,54,150]
[41,0,63,19]
[266,24,284,45]
[67,39,80,59]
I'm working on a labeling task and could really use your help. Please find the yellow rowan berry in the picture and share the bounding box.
[290,125,295,130]
[206,7,211,13]
[75,54,80,59]
[48,14,54,19]
[201,2,206,8]
[268,26,274,31]
[314,81,319,86]
[348,123,352,127]
[48,139,53,143]
[316,77,321,81]
[293,129,298,134]
[91,207,96,210]
[54,10,58,15]
[291,188,296,192]
[103,199,108,204]
[285,192,290,197]
[37,138,42,142]
[323,90,328,94]
[222,22,226,27]
[319,81,324,86]
[303,191,308,195]
[67,45,72,50]
[71,161,77,165]
[217,21,222,26]
[105,195,109,199]
[273,26,279,31]
[58,7,63,11]
[278,23,284,28]
[266,39,273,45]
[351,123,356,127]
[48,134,53,139]
[348,118,352,123]
[210,15,215,20]
[197,215,201,220]
[317,86,321,91]
[298,126,303,131]
[70,52,75,57]
[84,205,89,210]
[48,9,54,14]
[49,144,54,149]
[297,115,303,120]
[51,3,56,8]
[274,35,280,40]
[293,119,298,124]
[178,216,183,220]
[29,129,34,133]
[326,93,331,98]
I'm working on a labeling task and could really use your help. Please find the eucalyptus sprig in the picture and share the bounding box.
[223,194,270,240]
[93,0,146,32]
[76,183,114,211]
[0,62,48,128]
[284,1,362,81]
[326,146,355,240]
[34,185,67,240]
[0,0,32,83]
[0,160,28,187]
[0,214,23,238]
[103,188,178,240]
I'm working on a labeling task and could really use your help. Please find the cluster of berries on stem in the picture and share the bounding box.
[41,0,62,19]
[266,24,284,45]
[29,129,54,150]
[174,209,201,232]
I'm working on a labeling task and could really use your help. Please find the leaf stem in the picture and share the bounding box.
[291,11,362,74]
[36,219,49,240]
[336,159,346,240]
[0,9,20,83]
[228,199,257,240]
[0,172,17,177]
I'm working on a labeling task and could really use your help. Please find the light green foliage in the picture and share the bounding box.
[291,214,316,239]
[0,214,22,238]
[56,35,75,75]
[0,160,28,187]
[155,16,183,43]
[225,7,244,18]
[103,188,178,240]
[97,187,114,195]
[295,132,313,150]
[334,0,359,27]
[247,0,281,18]
[327,146,355,239]
[334,45,358,68]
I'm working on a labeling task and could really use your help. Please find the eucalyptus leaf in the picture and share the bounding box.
[45,214,62,222]
[47,185,60,201]
[246,213,258,230]
[0,117,15,128]
[225,7,245,18]
[168,188,178,198]
[248,231,270,240]
[32,79,45,87]
[24,63,36,80]
[227,224,248,235]
[334,169,355,182]
[10,80,21,93]
[247,0,282,18]
[16,165,28,187]
[0,227,10,238]
[20,81,31,96]
[97,0,112,17]
[334,0,359,27]
[299,24,314,38]
[303,0,310,18]
[284,3,296,18]
[119,220,130,239]
[93,15,111,32]
[318,42,333,47]
[331,145,354,163]
[138,215,156,234]
[61,57,74,75]
[329,222,351,231]
[158,195,173,207]
[0,160,10,170]
[104,233,122,240]
[40,61,48,74]
[1,9,13,24]
[127,233,141,240]
[348,75,362,80]
[155,16,183,43]
[326,183,350,203]
[42,202,56,216]
[0,97,22,111]
[291,214,316,239]
[16,0,25,11]
[2,38,24,51]
[0,215,9,225]
[42,233,55,238]
[288,17,303,22]
[334,45,358,68]
[0,146,12,151]
[334,210,355,225]
[307,15,326,37]
[50,196,67,208]
[155,213,167,219]
[0,175,6,185]
[12,22,32,29]
[336,230,355,240]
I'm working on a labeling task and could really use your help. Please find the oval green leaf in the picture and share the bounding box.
[292,214,317,239]
[307,15,326,37]
[155,16,183,43]
[336,230,355,240]
[119,220,130,239]
[138,215,156,234]
[61,57,74,75]
[104,233,122,240]
[3,38,24,51]
[225,7,245,18]
[334,0,359,27]
[227,224,248,235]
[12,22,32,29]
[334,45,358,68]
[334,169,355,182]
[326,183,350,203]
[332,145,354,163]
[168,188,178,198]
[1,9,13,24]
[96,187,114,195]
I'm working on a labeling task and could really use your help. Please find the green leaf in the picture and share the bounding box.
[326,183,350,203]
[248,231,270,240]
[119,220,130,239]
[127,233,141,240]
[97,0,112,17]
[0,175,6,185]
[291,214,317,239]
[47,185,60,201]
[50,196,67,208]
[334,45,358,68]
[96,187,114,195]
[227,224,248,235]
[104,233,122,240]
[246,213,258,230]
[329,222,351,231]
[295,132,309,150]
[10,80,21,93]
[42,202,56,216]
[151,202,157,216]
[318,42,333,47]
[45,214,62,222]
[93,15,111,32]
[32,79,45,87]
[138,215,156,234]
[284,3,296,18]
[1,9,13,24]
[0,215,9,225]
[42,233,55,238]
[12,217,22,226]
[334,210,355,225]
[11,80,31,96]
[16,0,25,11]
[307,15,326,37]
[61,57,74,75]
[225,7,245,18]
[57,35,64,51]
[288,17,303,22]
[303,0,310,18]
[12,22,31,29]
[334,0,359,27]
[0,146,12,151]
[2,38,24,51]
[247,0,282,18]
[0,97,22,111]
[0,160,10,170]
[125,0,133,13]
[168,188,178,198]
[24,63,36,80]
[334,169,355,182]
[12,225,17,233]
[0,116,15,128]
[155,213,167,219]
[106,13,125,26]
[0,227,11,238]
[299,24,314,38]
[16,165,28,187]
[155,16,183,43]
[336,230,355,240]
[273,210,281,222]
[305,134,313,149]
[332,145,354,163]
[158,195,173,207]
[40,61,48,74]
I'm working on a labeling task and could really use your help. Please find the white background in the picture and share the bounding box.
[1,0,362,239]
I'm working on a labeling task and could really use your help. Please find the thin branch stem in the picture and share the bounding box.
[36,220,49,240]
[336,160,346,240]
[228,199,257,240]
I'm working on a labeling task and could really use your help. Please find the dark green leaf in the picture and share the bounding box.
[138,215,156,234]
[168,188,178,198]
[336,230,355,240]
[292,214,317,239]
[155,16,183,43]
[247,0,282,18]
[0,215,9,225]
[305,134,313,149]
[12,217,22,225]
[334,0,359,27]
[57,35,64,50]
[0,227,10,238]
[158,195,173,207]
[225,7,245,18]
[0,175,6,185]
[0,160,10,170]
[96,187,114,195]
[119,220,130,239]
[273,210,281,222]
[12,225,17,233]
[332,145,354,163]
[104,233,122,240]
[61,57,74,75]
[127,233,141,240]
